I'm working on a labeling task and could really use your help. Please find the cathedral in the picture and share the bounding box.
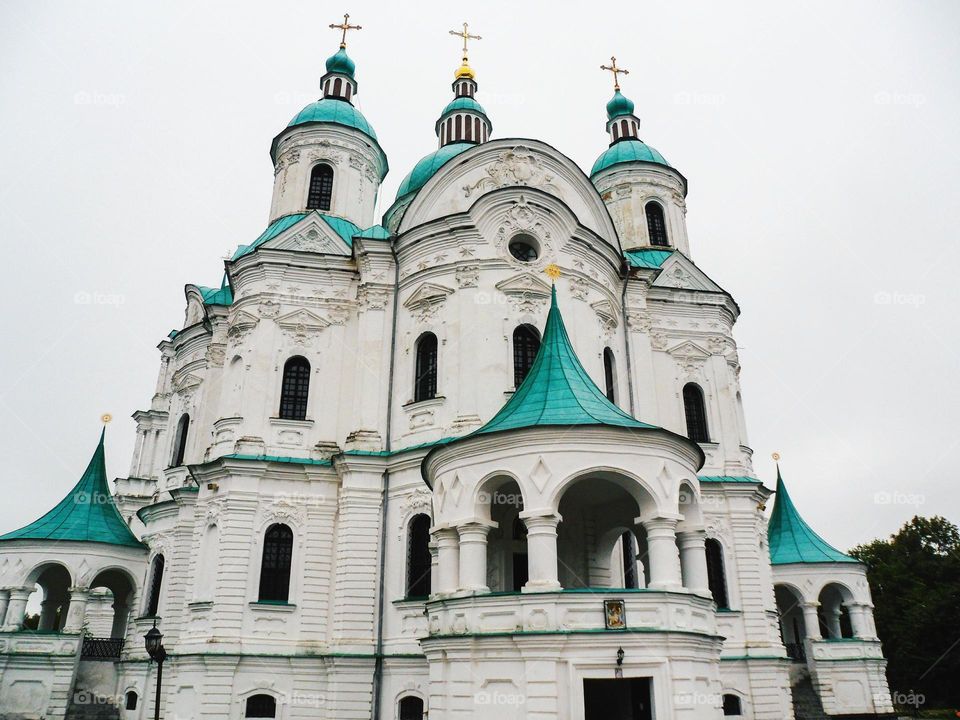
[0,19,896,720]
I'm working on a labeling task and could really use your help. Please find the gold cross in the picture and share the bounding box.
[449,22,481,60]
[600,56,629,91]
[329,13,362,48]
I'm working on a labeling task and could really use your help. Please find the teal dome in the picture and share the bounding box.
[606,89,635,120]
[287,98,378,139]
[439,96,487,119]
[395,143,473,198]
[591,139,670,176]
[325,48,356,78]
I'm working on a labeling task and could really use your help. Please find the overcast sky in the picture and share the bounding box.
[1,0,957,551]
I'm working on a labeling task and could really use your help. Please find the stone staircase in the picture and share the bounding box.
[791,674,829,720]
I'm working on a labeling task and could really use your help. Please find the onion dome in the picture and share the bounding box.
[325,47,356,79]
[395,143,474,199]
[606,89,635,120]
[768,469,857,564]
[0,429,143,548]
[591,139,670,176]
[437,23,491,147]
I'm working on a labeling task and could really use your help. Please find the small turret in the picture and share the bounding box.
[436,23,492,147]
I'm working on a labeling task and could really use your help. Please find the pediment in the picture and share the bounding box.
[174,373,203,392]
[263,216,352,256]
[666,340,711,359]
[590,298,619,328]
[275,308,331,331]
[652,254,725,293]
[495,272,552,297]
[229,310,260,330]
[403,282,455,310]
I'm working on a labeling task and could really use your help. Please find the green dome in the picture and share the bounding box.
[395,143,473,198]
[591,139,670,176]
[606,89,635,120]
[439,96,487,119]
[325,48,356,78]
[287,98,377,139]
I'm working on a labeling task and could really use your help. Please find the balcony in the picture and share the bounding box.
[425,588,717,638]
[808,637,884,662]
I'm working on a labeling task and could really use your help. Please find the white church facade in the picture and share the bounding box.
[0,23,896,720]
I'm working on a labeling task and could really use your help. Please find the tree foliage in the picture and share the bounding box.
[850,516,960,708]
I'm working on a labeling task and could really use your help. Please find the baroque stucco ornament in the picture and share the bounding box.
[464,146,559,197]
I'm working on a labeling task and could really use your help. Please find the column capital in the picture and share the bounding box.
[641,515,680,536]
[457,521,494,541]
[432,525,460,543]
[518,511,562,532]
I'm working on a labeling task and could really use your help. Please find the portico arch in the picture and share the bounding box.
[89,567,137,639]
[817,581,856,639]
[25,562,73,632]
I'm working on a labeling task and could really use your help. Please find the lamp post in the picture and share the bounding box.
[144,621,166,720]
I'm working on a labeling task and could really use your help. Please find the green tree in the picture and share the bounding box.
[850,516,960,708]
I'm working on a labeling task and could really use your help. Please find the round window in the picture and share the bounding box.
[509,234,539,262]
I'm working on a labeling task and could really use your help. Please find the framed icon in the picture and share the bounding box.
[604,599,626,629]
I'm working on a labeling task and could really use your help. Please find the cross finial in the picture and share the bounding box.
[449,22,481,61]
[600,56,629,91]
[329,12,362,49]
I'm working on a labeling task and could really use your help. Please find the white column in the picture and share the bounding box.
[677,528,710,596]
[458,522,493,593]
[0,590,9,628]
[522,512,562,592]
[63,587,90,633]
[826,608,842,639]
[1,587,33,631]
[428,540,439,597]
[39,592,66,631]
[643,517,683,591]
[434,527,460,594]
[801,602,822,640]
[110,599,130,639]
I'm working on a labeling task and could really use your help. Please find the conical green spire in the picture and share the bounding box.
[767,468,855,565]
[0,429,143,548]
[475,286,656,435]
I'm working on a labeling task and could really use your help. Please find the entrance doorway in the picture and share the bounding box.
[583,678,652,720]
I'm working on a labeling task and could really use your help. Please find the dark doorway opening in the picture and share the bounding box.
[583,677,652,720]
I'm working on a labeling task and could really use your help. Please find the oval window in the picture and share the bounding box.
[509,234,539,262]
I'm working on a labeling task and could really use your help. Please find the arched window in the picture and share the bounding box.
[414,333,438,402]
[258,524,293,603]
[146,554,165,616]
[245,694,277,718]
[279,356,310,421]
[513,325,541,388]
[645,202,669,247]
[399,696,425,720]
[125,691,138,711]
[722,694,742,716]
[306,164,334,211]
[705,539,729,609]
[683,383,709,443]
[603,348,616,403]
[406,514,432,599]
[170,414,189,467]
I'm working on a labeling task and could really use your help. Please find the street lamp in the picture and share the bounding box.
[144,621,166,720]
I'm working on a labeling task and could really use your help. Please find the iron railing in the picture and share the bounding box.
[81,636,125,660]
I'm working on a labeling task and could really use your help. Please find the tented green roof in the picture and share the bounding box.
[0,430,144,548]
[625,248,673,269]
[768,470,856,565]
[231,212,363,261]
[197,276,233,306]
[591,139,670,176]
[474,286,658,435]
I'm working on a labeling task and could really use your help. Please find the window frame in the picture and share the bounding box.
[170,413,190,467]
[306,163,334,212]
[645,200,670,247]
[512,324,541,389]
[405,514,432,600]
[413,332,439,403]
[257,523,294,603]
[145,554,165,617]
[278,356,311,421]
[682,382,710,443]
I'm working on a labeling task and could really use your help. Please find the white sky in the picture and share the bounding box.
[1,0,957,552]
